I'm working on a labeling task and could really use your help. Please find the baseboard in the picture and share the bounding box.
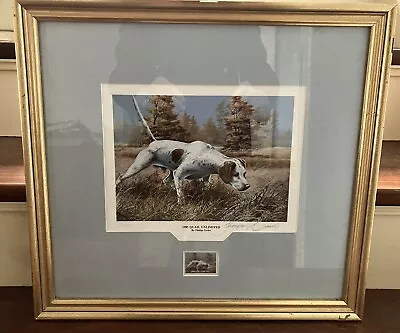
[0,202,27,212]
[390,65,400,76]
[374,206,400,216]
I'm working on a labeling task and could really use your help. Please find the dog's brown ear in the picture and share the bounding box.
[171,149,184,163]
[238,158,246,168]
[218,161,236,184]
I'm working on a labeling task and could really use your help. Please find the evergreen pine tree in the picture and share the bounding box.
[144,95,190,143]
[180,112,200,141]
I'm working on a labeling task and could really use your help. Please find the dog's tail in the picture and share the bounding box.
[131,95,156,142]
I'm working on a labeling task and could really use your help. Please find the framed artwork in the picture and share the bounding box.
[14,0,396,320]
[102,84,305,239]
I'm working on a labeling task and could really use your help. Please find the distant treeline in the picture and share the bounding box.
[114,95,292,149]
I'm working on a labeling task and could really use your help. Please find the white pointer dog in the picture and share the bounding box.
[116,139,250,201]
[186,260,211,273]
[115,96,250,202]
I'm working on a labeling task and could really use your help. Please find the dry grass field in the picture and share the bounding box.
[115,146,290,222]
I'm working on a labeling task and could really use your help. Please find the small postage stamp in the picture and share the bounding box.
[183,251,218,276]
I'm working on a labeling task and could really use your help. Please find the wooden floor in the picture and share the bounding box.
[0,288,400,332]
[378,141,400,189]
[0,137,25,202]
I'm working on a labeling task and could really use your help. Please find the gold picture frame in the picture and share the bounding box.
[14,0,396,320]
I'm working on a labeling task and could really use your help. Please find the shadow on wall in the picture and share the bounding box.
[107,23,296,271]
[109,24,280,110]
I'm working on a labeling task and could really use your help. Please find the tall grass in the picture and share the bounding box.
[116,173,288,222]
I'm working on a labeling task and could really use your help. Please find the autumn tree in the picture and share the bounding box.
[180,112,199,141]
[113,120,144,147]
[198,117,219,145]
[144,95,190,143]
[249,106,274,149]
[113,119,126,145]
[224,96,255,151]
[128,123,146,147]
[189,116,199,140]
[215,99,229,145]
[180,112,191,133]
[252,107,271,127]
[270,108,279,149]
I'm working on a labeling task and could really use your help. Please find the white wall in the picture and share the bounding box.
[0,61,21,136]
[0,203,31,286]
[384,66,400,140]
[0,0,14,42]
[368,207,400,288]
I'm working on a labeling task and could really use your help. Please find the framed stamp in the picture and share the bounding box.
[14,0,396,321]
[183,251,219,276]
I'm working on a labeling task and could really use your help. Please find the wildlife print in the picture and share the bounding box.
[113,94,294,223]
[184,251,218,276]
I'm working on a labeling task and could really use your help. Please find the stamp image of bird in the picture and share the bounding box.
[113,94,294,222]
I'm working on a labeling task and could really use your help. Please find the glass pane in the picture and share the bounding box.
[40,22,368,299]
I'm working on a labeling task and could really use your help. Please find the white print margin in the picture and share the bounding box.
[101,83,307,241]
